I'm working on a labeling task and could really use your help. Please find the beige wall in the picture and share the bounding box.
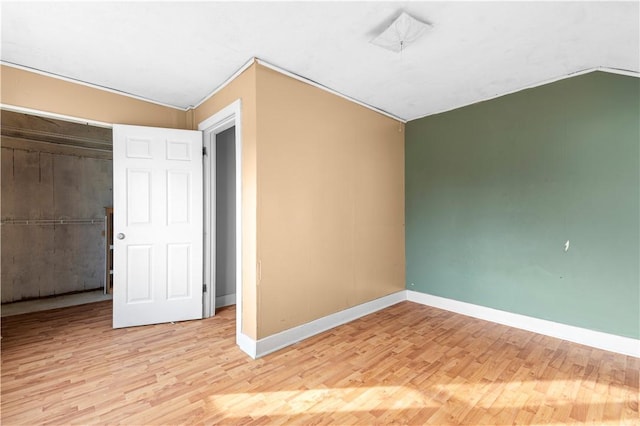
[194,63,259,339]
[1,65,187,128]
[255,64,405,338]
[1,61,406,343]
[1,62,260,340]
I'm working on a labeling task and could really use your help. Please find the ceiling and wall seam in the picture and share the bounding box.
[191,57,256,110]
[0,103,114,128]
[1,61,188,112]
[254,58,406,123]
[410,67,640,122]
[3,61,637,126]
[3,57,407,124]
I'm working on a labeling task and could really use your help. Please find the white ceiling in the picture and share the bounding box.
[2,1,638,121]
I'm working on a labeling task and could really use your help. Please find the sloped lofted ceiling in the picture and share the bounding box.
[1,1,638,121]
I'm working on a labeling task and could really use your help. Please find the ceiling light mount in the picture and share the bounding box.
[371,11,431,53]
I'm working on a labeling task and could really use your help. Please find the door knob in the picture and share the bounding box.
[117,233,125,240]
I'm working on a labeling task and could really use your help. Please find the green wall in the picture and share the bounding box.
[406,71,639,339]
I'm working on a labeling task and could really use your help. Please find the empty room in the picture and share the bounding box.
[1,2,638,425]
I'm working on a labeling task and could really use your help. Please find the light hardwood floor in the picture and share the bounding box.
[1,301,638,425]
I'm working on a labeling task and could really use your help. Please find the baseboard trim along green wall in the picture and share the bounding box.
[406,71,639,340]
[407,290,639,358]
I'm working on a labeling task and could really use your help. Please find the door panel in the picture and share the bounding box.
[113,124,203,328]
[127,169,152,224]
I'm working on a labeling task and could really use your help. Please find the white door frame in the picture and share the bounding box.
[199,100,243,341]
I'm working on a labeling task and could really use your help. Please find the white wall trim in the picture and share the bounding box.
[233,289,639,359]
[410,66,640,122]
[255,58,406,124]
[1,103,114,128]
[216,293,236,308]
[1,61,187,111]
[7,60,636,124]
[198,100,240,132]
[237,332,257,359]
[255,291,407,358]
[407,290,640,358]
[596,66,640,78]
[192,58,256,109]
[198,99,244,355]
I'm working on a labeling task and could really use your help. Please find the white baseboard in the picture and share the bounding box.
[236,331,257,359]
[236,289,639,359]
[216,293,236,308]
[254,290,407,358]
[406,290,640,358]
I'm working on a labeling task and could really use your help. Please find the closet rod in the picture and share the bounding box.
[0,218,105,226]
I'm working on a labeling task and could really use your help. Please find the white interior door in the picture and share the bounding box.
[113,124,203,328]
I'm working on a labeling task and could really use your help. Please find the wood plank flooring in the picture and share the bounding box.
[1,301,638,425]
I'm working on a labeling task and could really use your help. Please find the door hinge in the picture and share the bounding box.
[202,147,207,156]
[203,283,207,292]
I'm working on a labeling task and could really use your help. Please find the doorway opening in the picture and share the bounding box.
[200,100,243,344]
[0,108,114,314]
[213,126,236,311]
[4,101,246,352]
